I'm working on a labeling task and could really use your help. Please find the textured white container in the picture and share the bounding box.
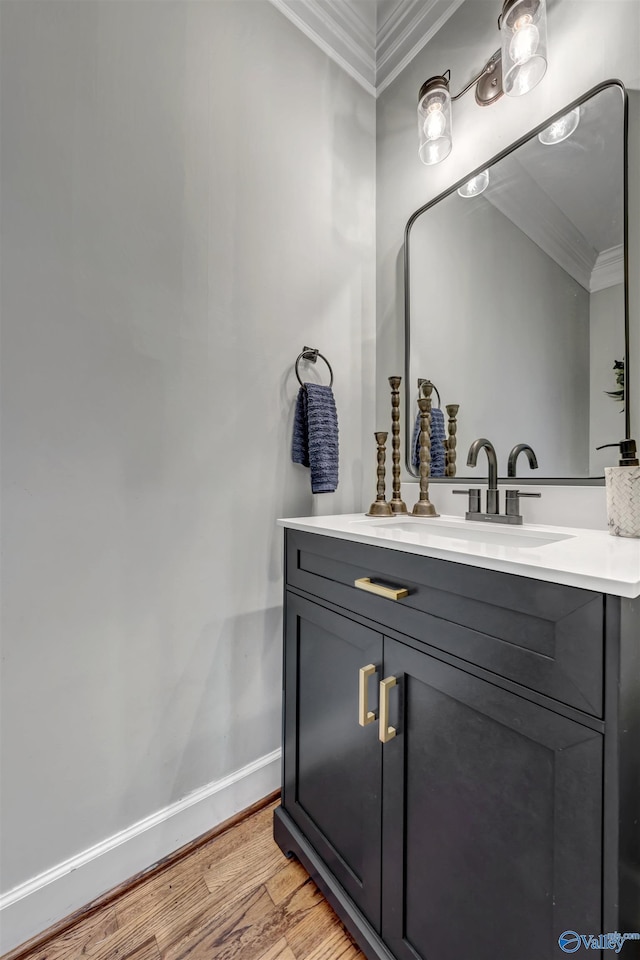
[604,466,640,538]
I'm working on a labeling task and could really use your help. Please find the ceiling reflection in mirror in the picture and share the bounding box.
[406,83,628,481]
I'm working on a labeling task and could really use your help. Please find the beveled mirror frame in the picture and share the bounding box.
[404,80,630,483]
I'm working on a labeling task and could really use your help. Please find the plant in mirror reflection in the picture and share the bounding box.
[605,360,625,410]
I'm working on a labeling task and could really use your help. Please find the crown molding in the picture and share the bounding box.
[376,0,466,95]
[268,0,376,94]
[590,245,624,293]
[321,0,377,49]
[267,0,466,96]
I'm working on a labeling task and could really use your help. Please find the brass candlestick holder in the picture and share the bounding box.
[367,432,393,517]
[445,404,459,477]
[412,383,439,517]
[388,376,407,514]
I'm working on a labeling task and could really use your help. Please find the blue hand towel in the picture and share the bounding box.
[411,407,446,476]
[292,383,339,494]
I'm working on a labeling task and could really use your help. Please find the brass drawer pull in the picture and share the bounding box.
[354,578,409,601]
[379,676,397,743]
[358,664,377,726]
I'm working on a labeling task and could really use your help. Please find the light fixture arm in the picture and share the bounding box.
[450,50,503,106]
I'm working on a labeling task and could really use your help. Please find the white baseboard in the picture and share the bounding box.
[0,749,281,955]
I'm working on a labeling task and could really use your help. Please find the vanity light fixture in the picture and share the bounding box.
[538,106,580,145]
[417,74,453,165]
[457,170,490,198]
[418,0,549,165]
[500,0,548,98]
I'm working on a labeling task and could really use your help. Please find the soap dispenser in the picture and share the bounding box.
[596,439,640,538]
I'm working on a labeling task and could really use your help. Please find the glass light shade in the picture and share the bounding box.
[418,79,452,166]
[500,0,548,97]
[538,106,580,145]
[457,170,490,198]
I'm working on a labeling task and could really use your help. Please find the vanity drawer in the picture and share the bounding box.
[286,529,604,717]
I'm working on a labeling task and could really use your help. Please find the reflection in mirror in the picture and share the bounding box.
[406,83,628,481]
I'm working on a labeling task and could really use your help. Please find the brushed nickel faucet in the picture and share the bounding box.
[505,443,540,520]
[507,443,538,476]
[467,438,499,514]
[454,439,541,525]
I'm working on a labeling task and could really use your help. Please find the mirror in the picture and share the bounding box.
[405,82,629,481]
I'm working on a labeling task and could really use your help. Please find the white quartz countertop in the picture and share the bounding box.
[278,513,640,598]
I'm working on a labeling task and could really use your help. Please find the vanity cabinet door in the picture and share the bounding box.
[381,637,603,960]
[283,593,383,931]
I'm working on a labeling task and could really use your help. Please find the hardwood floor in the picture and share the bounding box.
[18,801,366,960]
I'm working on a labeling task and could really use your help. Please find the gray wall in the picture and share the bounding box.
[377,0,640,467]
[590,284,626,474]
[0,0,375,896]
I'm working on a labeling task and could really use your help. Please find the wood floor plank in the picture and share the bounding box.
[195,804,280,873]
[121,940,161,960]
[16,799,365,960]
[153,848,290,957]
[286,898,357,960]
[100,876,213,960]
[295,925,363,960]
[265,861,309,907]
[28,909,119,960]
[159,886,278,960]
[154,816,290,959]
[161,870,325,960]
[202,822,284,901]
[256,938,297,960]
[278,876,324,919]
[115,869,210,931]
[118,801,281,928]
[80,925,153,960]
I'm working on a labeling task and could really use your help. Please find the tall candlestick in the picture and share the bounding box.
[446,404,459,477]
[388,376,407,514]
[412,384,439,517]
[366,432,393,517]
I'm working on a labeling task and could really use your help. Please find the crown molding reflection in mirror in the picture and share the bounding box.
[404,81,630,485]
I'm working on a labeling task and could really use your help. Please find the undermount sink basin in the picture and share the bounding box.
[352,517,575,550]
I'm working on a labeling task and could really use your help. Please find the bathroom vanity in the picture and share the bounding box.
[274,73,638,960]
[274,515,640,960]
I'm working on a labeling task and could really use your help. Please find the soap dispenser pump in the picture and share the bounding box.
[596,439,640,538]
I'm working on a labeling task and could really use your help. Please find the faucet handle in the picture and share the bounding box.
[505,489,541,519]
[452,488,482,514]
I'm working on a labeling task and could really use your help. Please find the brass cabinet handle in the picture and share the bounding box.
[379,676,397,743]
[354,578,409,601]
[358,664,377,726]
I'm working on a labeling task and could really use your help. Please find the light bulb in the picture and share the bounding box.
[457,170,490,198]
[423,103,446,141]
[501,0,548,97]
[538,107,580,145]
[417,76,452,165]
[509,15,539,64]
[421,139,451,165]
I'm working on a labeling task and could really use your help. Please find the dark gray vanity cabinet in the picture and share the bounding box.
[283,594,383,930]
[381,636,602,960]
[275,529,640,960]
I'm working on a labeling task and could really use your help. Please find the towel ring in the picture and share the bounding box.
[295,346,334,389]
[418,378,441,408]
